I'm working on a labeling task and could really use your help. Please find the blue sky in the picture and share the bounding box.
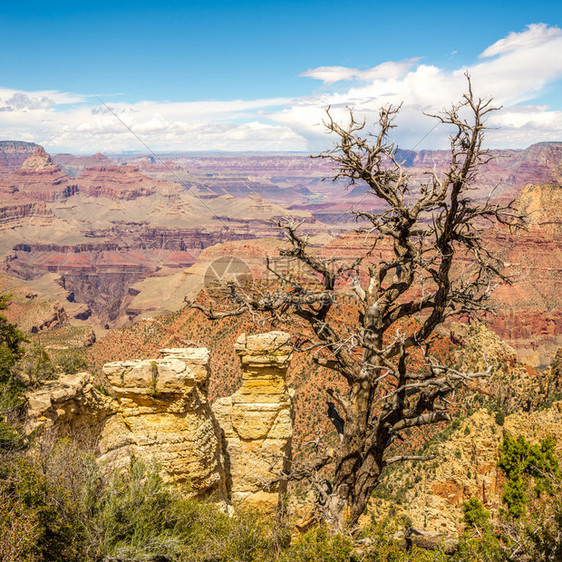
[0,1,561,152]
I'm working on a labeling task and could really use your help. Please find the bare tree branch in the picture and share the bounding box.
[188,75,524,530]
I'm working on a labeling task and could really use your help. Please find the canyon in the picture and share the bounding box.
[0,140,560,367]
[1,138,561,549]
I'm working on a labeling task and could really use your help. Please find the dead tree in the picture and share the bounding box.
[188,76,523,530]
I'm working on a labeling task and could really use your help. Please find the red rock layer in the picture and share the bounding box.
[53,152,112,168]
[53,152,114,177]
[0,140,41,170]
[0,197,51,228]
[76,165,181,200]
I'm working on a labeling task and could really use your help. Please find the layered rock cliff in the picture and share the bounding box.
[53,152,113,177]
[0,198,52,229]
[0,140,41,170]
[213,332,294,511]
[76,165,181,199]
[99,348,227,499]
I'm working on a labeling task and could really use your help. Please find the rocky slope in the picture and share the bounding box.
[371,404,562,536]
[516,182,562,231]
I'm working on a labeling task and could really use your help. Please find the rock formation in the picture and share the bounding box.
[450,322,539,413]
[99,348,227,499]
[53,152,113,177]
[517,183,562,231]
[485,182,562,366]
[25,372,117,440]
[76,165,180,199]
[24,332,295,511]
[0,140,41,170]
[213,331,294,512]
[0,197,52,229]
[371,404,562,536]
[547,347,562,392]
[0,147,79,201]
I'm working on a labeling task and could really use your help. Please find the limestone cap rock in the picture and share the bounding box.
[103,347,210,396]
[234,331,292,367]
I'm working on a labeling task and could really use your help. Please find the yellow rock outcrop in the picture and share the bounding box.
[98,347,227,499]
[25,371,116,440]
[24,332,296,511]
[213,331,294,512]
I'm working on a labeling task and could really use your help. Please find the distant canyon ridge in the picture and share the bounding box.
[0,140,560,367]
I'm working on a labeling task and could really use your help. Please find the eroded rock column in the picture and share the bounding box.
[213,331,294,512]
[98,348,227,500]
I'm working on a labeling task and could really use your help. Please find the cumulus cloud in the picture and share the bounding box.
[0,24,561,152]
[278,23,562,150]
[480,23,561,58]
[0,88,85,113]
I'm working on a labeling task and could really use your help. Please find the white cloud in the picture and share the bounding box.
[274,24,562,150]
[0,24,561,152]
[0,87,85,113]
[300,59,419,84]
[480,23,561,58]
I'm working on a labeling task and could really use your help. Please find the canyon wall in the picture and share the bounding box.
[76,165,181,199]
[0,140,41,170]
[0,147,79,201]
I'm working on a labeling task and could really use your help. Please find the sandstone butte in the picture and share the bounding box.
[0,146,79,201]
[25,331,294,513]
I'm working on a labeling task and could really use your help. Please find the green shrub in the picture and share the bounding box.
[0,297,28,452]
[55,350,89,375]
[494,410,505,426]
[19,345,56,384]
[282,525,357,561]
[498,433,560,518]
[4,452,95,560]
[0,481,41,562]
[453,531,503,562]
[0,295,27,385]
[462,498,490,531]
